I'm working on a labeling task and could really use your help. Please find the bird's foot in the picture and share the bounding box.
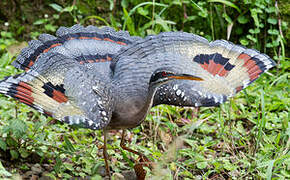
[134,163,146,180]
[137,154,153,169]
[133,155,156,180]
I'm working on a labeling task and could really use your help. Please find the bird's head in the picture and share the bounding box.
[149,69,203,88]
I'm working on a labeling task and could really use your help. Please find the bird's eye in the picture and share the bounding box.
[150,71,173,84]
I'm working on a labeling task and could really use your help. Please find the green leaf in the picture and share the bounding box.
[249,28,260,34]
[0,161,12,177]
[266,42,273,48]
[81,15,110,26]
[223,160,237,171]
[246,34,257,43]
[49,3,63,12]
[208,0,241,13]
[268,29,279,35]
[63,6,74,12]
[122,1,168,31]
[155,16,175,32]
[63,162,74,171]
[272,40,279,47]
[6,137,18,147]
[54,155,62,173]
[236,121,246,134]
[222,13,232,23]
[121,0,129,8]
[240,39,249,46]
[250,9,260,27]
[180,170,193,177]
[238,15,249,24]
[267,18,277,25]
[197,161,207,169]
[44,24,57,32]
[0,139,7,151]
[108,0,114,11]
[64,136,75,152]
[123,7,136,35]
[19,148,29,158]
[10,149,19,160]
[1,32,13,38]
[137,7,149,16]
[9,119,27,139]
[265,7,276,13]
[198,10,208,18]
[91,162,103,175]
[33,19,48,25]
[53,14,59,19]
[266,160,275,180]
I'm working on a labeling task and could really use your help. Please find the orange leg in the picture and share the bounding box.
[120,130,153,179]
[103,130,111,179]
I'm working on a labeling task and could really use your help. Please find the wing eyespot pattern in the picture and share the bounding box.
[193,52,269,83]
[193,53,235,77]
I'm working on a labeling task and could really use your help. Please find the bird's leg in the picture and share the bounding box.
[120,130,152,169]
[103,129,111,179]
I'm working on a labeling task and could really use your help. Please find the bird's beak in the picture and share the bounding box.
[168,74,204,81]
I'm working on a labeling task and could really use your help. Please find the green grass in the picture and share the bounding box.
[0,0,289,179]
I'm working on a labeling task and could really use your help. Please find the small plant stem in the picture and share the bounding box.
[152,0,155,29]
[256,89,266,152]
[210,3,215,39]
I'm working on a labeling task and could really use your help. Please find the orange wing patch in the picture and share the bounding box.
[238,53,265,81]
[194,53,234,77]
[52,89,68,103]
[42,82,68,103]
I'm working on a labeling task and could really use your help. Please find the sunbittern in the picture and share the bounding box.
[0,25,275,179]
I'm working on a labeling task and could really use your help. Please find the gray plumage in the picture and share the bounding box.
[0,24,275,130]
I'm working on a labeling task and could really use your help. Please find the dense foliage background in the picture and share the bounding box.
[0,0,289,179]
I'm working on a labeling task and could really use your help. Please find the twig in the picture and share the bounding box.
[275,1,284,38]
[152,0,155,29]
[275,0,284,74]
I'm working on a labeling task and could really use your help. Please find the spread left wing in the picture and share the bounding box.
[0,52,113,130]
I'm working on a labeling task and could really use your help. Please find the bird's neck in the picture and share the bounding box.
[108,53,180,129]
[135,83,159,123]
[108,80,159,129]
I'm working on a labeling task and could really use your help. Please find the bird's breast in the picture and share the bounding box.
[106,96,149,129]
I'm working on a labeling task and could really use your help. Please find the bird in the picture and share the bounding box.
[0,24,275,179]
